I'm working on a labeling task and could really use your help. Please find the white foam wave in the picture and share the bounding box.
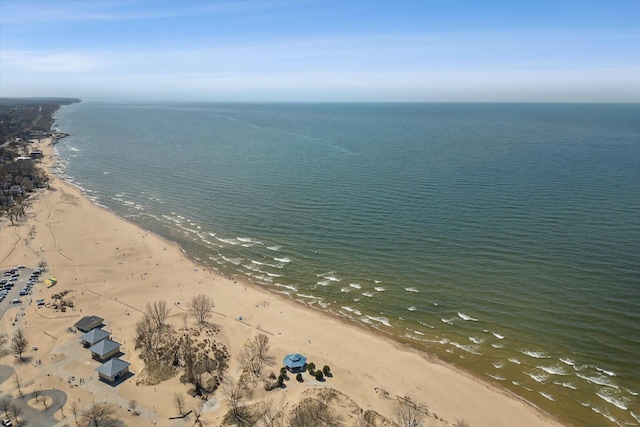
[486,373,506,381]
[536,365,568,376]
[491,343,503,348]
[595,366,616,377]
[631,412,640,423]
[491,332,504,339]
[407,306,417,311]
[405,287,419,293]
[458,312,478,321]
[340,287,351,293]
[450,341,481,355]
[412,330,425,335]
[221,256,243,265]
[418,321,434,329]
[553,381,577,390]
[492,362,503,369]
[595,390,628,410]
[341,306,362,316]
[559,357,575,367]
[512,381,532,392]
[441,317,454,325]
[364,315,392,328]
[251,260,264,265]
[325,276,340,282]
[576,372,618,389]
[362,292,374,297]
[237,237,262,245]
[374,287,385,292]
[349,283,362,289]
[216,236,240,245]
[469,336,484,344]
[267,245,281,251]
[524,371,548,383]
[274,257,291,263]
[591,406,617,423]
[274,283,297,292]
[296,293,321,300]
[508,358,521,365]
[265,272,281,278]
[522,350,549,359]
[539,392,555,401]
[316,280,330,287]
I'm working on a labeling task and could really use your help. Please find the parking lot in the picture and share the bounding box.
[0,265,43,320]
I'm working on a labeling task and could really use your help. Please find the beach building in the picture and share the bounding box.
[96,358,130,383]
[74,315,104,332]
[88,339,121,361]
[79,328,110,347]
[283,353,307,373]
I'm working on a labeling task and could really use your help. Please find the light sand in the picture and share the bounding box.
[0,138,565,426]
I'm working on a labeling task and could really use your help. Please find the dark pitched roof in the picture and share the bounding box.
[88,339,120,357]
[96,358,130,377]
[74,315,104,331]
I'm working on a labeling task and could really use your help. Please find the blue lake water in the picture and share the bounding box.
[53,102,640,426]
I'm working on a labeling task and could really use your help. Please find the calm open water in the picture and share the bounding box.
[53,102,640,426]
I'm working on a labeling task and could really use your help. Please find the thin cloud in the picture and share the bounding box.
[1,51,113,73]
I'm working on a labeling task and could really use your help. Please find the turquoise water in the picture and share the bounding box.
[53,102,640,426]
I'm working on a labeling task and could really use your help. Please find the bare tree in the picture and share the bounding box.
[187,294,214,325]
[238,333,274,378]
[78,402,117,427]
[134,313,163,360]
[70,400,80,424]
[257,398,284,427]
[8,403,23,426]
[393,396,427,427]
[222,377,248,425]
[174,392,186,416]
[11,328,29,361]
[14,372,22,396]
[146,300,170,330]
[0,398,12,419]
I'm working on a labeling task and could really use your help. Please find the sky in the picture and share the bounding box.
[0,0,638,102]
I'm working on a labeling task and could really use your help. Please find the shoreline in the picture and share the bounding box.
[0,135,565,426]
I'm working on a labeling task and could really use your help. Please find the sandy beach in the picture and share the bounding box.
[0,138,565,426]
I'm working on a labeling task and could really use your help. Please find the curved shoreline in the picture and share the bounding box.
[14,127,567,427]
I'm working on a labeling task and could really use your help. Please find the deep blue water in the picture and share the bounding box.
[54,102,640,426]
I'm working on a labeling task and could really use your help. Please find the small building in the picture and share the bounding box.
[283,353,307,373]
[88,339,121,361]
[79,328,110,347]
[30,150,43,160]
[96,358,131,383]
[74,315,104,332]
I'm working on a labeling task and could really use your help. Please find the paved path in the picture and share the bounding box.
[3,388,68,427]
[0,365,15,385]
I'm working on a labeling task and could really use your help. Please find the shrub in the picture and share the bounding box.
[314,370,324,381]
[269,372,276,380]
[307,362,316,374]
[322,365,331,376]
[296,373,303,382]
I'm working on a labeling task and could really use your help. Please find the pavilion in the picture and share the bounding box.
[283,353,307,373]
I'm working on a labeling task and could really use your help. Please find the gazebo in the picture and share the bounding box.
[283,353,307,373]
